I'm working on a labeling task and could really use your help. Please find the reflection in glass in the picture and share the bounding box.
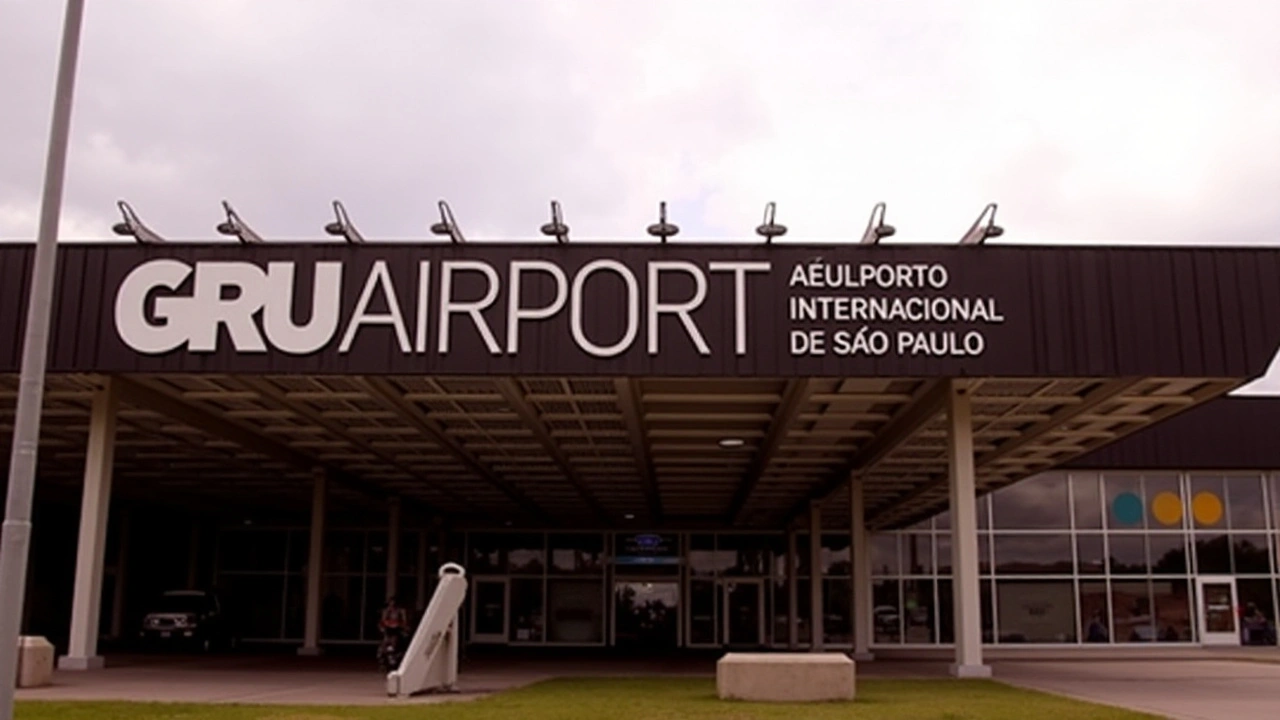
[614,581,679,649]
[996,580,1076,643]
[992,473,1070,529]
[549,533,604,574]
[1111,580,1154,643]
[936,533,990,575]
[1151,579,1191,642]
[873,580,900,643]
[1194,534,1231,574]
[547,579,604,643]
[509,578,544,642]
[1077,534,1106,574]
[324,531,366,573]
[902,534,933,575]
[1237,579,1278,646]
[871,534,900,576]
[1227,476,1268,530]
[993,534,1073,574]
[902,579,935,643]
[772,580,790,646]
[689,580,716,645]
[1072,473,1103,529]
[1148,534,1188,574]
[467,534,505,574]
[1109,535,1148,574]
[506,533,545,574]
[937,579,995,644]
[472,580,506,639]
[823,578,852,645]
[1079,581,1110,642]
[367,532,388,574]
[1232,535,1272,574]
[821,534,851,576]
[320,574,364,641]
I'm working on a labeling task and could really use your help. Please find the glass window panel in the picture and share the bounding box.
[221,574,285,639]
[219,530,288,572]
[870,534,899,576]
[1148,534,1188,574]
[1111,580,1154,643]
[505,533,545,574]
[467,534,505,574]
[992,473,1070,529]
[1151,579,1193,642]
[1076,534,1106,574]
[794,534,812,576]
[902,534,933,575]
[287,530,309,573]
[509,578,544,642]
[1108,535,1148,574]
[795,580,812,645]
[935,509,951,530]
[902,579,935,644]
[1232,535,1272,574]
[546,579,604,643]
[936,533,990,575]
[1080,581,1110,643]
[823,578,853,645]
[771,579,790,646]
[284,574,305,639]
[366,532,389,574]
[689,579,717,645]
[996,580,1076,643]
[1189,475,1227,530]
[549,533,605,575]
[1238,579,1278,647]
[1271,476,1280,531]
[978,496,990,530]
[937,579,995,644]
[820,534,851,577]
[1072,473,1103,529]
[1105,475,1144,530]
[398,532,419,575]
[1228,476,1268,530]
[722,534,782,577]
[363,574,386,641]
[324,531,365,574]
[993,534,1073,574]
[1144,475,1184,530]
[1194,534,1232,574]
[872,580,900,643]
[614,533,680,576]
[319,574,363,641]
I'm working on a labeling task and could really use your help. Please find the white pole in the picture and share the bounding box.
[0,1,86,714]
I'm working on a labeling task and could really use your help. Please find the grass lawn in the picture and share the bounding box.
[16,678,1155,720]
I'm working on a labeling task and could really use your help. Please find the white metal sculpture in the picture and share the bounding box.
[386,562,468,698]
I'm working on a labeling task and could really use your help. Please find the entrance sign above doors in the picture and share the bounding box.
[2,243,1279,378]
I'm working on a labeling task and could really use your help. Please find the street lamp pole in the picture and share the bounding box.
[0,1,87,716]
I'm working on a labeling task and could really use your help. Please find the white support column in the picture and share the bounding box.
[947,380,991,678]
[809,502,824,652]
[786,530,798,649]
[59,379,119,671]
[299,469,326,656]
[850,476,874,661]
[386,499,401,601]
[108,507,130,640]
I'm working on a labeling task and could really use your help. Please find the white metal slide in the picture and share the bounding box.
[386,563,468,698]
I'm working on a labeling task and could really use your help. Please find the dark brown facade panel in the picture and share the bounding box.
[1,242,1279,378]
[1065,396,1280,470]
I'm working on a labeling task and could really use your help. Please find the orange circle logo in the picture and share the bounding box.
[1192,492,1223,526]
[1150,492,1183,526]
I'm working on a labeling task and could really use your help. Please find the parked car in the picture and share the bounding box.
[139,590,233,652]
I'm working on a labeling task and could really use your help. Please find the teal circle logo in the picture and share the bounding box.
[1111,492,1143,526]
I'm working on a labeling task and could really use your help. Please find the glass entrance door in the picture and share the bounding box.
[723,579,764,646]
[613,581,679,650]
[471,578,509,644]
[1195,576,1240,646]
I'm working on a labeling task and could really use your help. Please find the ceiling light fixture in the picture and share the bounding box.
[624,513,636,520]
[718,438,746,450]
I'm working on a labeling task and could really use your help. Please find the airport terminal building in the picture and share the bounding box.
[3,239,1280,677]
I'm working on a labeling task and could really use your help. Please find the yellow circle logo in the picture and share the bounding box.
[1192,492,1223,526]
[1150,492,1183,526]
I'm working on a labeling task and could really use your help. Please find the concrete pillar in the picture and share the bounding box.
[947,381,990,678]
[385,499,400,601]
[299,469,326,656]
[108,508,130,640]
[809,502,824,651]
[59,379,119,670]
[850,477,874,661]
[786,530,797,649]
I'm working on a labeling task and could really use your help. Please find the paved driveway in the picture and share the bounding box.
[997,659,1280,720]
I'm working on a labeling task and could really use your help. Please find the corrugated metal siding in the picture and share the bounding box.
[1066,396,1280,470]
[0,242,1278,378]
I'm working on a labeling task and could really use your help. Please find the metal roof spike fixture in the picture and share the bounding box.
[111,200,166,244]
[324,200,365,244]
[215,200,265,244]
[540,200,569,243]
[958,202,1003,245]
[646,201,679,243]
[756,202,787,244]
[860,202,896,245]
[430,200,466,243]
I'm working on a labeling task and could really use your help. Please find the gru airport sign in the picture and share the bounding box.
[2,243,1280,378]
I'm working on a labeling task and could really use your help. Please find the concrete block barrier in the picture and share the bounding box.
[15,636,55,688]
[716,652,855,702]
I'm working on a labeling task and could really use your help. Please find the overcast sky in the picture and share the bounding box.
[3,0,1280,384]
